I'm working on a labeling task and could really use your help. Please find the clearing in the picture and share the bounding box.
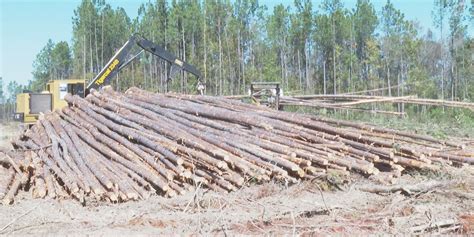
[0,167,472,235]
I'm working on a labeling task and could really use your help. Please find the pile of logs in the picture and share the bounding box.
[278,94,474,114]
[0,87,473,205]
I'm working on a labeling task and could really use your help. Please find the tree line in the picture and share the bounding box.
[1,0,473,120]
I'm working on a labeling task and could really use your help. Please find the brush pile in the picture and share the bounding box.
[0,87,473,205]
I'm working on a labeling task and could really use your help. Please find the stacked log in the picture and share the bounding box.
[0,87,472,205]
[278,95,474,112]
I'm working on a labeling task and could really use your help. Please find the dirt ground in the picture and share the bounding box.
[0,122,22,149]
[0,121,473,235]
[0,166,472,235]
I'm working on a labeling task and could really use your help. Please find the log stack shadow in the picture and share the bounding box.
[0,87,472,205]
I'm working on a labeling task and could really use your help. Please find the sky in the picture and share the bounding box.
[0,0,472,94]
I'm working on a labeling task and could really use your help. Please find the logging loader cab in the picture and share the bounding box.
[14,79,86,123]
[250,82,282,110]
[87,33,202,94]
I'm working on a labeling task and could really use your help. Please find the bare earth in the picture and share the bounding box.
[0,166,472,235]
[0,122,473,235]
[0,122,22,149]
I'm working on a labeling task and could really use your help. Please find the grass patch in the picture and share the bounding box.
[284,104,474,139]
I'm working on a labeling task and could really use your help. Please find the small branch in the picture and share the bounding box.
[0,205,38,233]
[359,180,466,196]
[410,218,461,233]
[0,150,21,173]
[14,144,52,152]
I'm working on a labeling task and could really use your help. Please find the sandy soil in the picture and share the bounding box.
[0,166,472,235]
[0,122,22,149]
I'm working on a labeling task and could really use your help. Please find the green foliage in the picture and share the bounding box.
[406,68,437,98]
[31,39,54,91]
[22,0,473,104]
[72,0,131,81]
[317,105,474,139]
[31,40,73,91]
[51,41,72,79]
[354,0,377,61]
[6,81,23,103]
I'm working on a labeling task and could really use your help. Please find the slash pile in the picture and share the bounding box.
[0,87,473,205]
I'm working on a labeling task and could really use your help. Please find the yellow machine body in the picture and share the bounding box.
[46,79,86,110]
[14,79,86,123]
[15,93,37,123]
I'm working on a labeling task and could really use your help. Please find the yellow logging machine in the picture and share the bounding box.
[15,34,202,123]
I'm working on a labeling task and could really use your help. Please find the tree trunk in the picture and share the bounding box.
[387,63,391,97]
[101,12,104,69]
[237,30,242,94]
[218,18,223,96]
[182,24,186,94]
[89,31,93,74]
[284,37,288,91]
[143,60,147,89]
[349,19,353,93]
[441,63,444,100]
[397,71,401,112]
[297,50,302,91]
[450,35,454,101]
[149,55,153,92]
[242,37,246,95]
[280,49,284,89]
[131,61,135,87]
[323,60,327,95]
[94,18,99,74]
[304,40,311,92]
[224,22,232,95]
[83,34,86,79]
[332,16,337,95]
[203,2,207,95]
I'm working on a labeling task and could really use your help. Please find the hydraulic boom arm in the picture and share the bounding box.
[87,34,201,91]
